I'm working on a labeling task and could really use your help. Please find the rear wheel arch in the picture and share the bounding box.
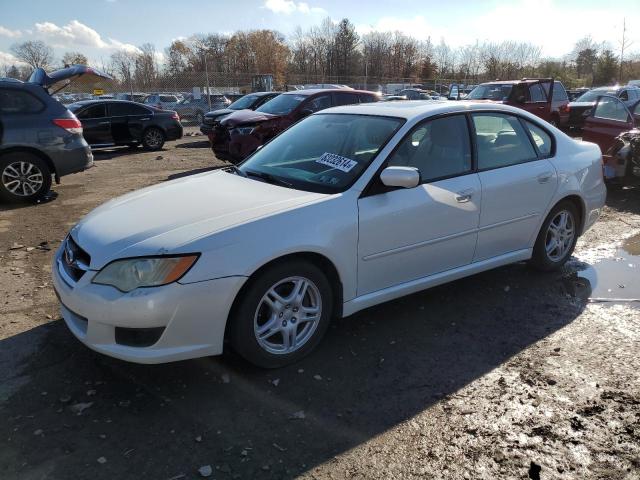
[0,147,56,178]
[225,252,344,340]
[556,194,585,234]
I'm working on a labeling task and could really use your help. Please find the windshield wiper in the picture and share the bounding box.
[245,169,294,188]
[222,164,247,177]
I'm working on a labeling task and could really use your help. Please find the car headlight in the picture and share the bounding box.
[92,255,199,292]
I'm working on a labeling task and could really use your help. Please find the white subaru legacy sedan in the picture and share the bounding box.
[52,101,606,367]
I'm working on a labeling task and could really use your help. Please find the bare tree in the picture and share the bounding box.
[110,50,138,93]
[10,40,54,70]
[62,51,88,67]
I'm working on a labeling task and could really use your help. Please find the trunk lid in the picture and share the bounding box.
[28,64,112,92]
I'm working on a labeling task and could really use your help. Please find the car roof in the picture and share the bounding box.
[321,100,542,120]
[70,99,147,106]
[281,88,372,96]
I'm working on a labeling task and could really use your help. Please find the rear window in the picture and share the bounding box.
[0,88,45,114]
[467,84,513,101]
[109,103,150,116]
[552,82,568,101]
[257,94,306,115]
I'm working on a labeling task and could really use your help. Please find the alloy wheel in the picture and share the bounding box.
[253,276,322,355]
[144,129,163,148]
[1,161,44,197]
[545,210,575,262]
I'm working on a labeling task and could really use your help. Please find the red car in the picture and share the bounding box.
[466,78,570,127]
[582,95,640,179]
[210,89,379,163]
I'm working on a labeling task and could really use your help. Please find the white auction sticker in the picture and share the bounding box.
[315,152,358,173]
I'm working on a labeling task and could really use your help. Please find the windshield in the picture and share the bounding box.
[256,94,306,115]
[576,89,616,102]
[229,94,260,110]
[467,84,513,101]
[238,113,404,193]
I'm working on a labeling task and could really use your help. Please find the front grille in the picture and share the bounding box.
[61,236,91,283]
[115,327,165,347]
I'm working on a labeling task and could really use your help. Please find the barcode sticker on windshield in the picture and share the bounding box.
[316,153,358,173]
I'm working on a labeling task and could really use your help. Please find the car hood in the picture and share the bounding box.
[71,170,327,269]
[204,108,236,119]
[28,64,112,89]
[220,109,279,127]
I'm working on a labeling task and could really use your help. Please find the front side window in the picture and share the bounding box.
[472,113,538,170]
[619,90,629,101]
[238,113,403,193]
[256,94,306,115]
[387,115,472,182]
[0,89,44,114]
[307,94,332,112]
[529,84,546,103]
[593,96,631,122]
[160,95,176,103]
[333,92,358,106]
[77,104,106,119]
[109,103,149,116]
[229,94,260,110]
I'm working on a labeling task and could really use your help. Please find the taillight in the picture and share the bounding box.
[560,104,570,113]
[171,112,180,121]
[53,118,83,134]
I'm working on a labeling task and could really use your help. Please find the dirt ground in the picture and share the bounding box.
[0,133,639,480]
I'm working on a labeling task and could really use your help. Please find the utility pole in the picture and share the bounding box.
[618,17,633,83]
[203,52,212,111]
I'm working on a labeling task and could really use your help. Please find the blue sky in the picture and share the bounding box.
[1,0,639,67]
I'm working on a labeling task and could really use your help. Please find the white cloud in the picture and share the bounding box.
[264,0,325,15]
[0,50,26,67]
[357,15,443,42]
[33,20,140,54]
[0,26,22,38]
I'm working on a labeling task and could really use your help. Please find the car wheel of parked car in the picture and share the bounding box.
[196,111,204,125]
[142,127,165,151]
[0,152,52,203]
[228,260,334,368]
[529,201,579,271]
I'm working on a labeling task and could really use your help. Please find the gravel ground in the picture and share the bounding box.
[0,136,639,480]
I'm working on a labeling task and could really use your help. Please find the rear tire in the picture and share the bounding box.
[0,152,52,203]
[195,111,204,125]
[142,127,165,151]
[529,201,579,271]
[228,260,334,368]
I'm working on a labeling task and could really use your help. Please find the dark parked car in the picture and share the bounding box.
[397,88,433,100]
[567,85,640,130]
[467,78,570,127]
[173,94,231,124]
[68,100,183,151]
[142,93,181,110]
[115,92,147,103]
[211,89,379,162]
[582,95,640,180]
[200,92,280,136]
[0,65,109,202]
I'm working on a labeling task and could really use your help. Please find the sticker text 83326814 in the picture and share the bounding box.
[315,152,358,173]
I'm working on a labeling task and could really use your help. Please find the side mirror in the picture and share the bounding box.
[299,109,313,118]
[380,166,421,189]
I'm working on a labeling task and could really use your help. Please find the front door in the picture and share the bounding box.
[471,112,558,261]
[357,114,480,295]
[77,103,112,146]
[583,95,635,155]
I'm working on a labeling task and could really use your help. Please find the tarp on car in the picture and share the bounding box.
[27,64,112,89]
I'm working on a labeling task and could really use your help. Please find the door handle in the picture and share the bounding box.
[537,171,553,183]
[140,118,150,121]
[455,188,474,203]
[98,121,110,125]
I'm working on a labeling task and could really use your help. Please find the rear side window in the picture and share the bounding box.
[619,90,629,101]
[160,95,176,102]
[77,104,106,119]
[0,88,45,114]
[552,82,568,101]
[333,92,358,106]
[387,114,472,182]
[307,94,332,112]
[529,84,545,102]
[472,113,538,170]
[524,121,553,157]
[109,103,150,116]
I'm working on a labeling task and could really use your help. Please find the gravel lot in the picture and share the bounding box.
[0,134,639,480]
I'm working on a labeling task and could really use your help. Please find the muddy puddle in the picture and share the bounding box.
[576,233,640,306]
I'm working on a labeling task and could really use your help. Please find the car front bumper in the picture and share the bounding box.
[51,244,246,364]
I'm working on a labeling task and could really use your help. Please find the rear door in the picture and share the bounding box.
[332,91,359,107]
[518,82,552,121]
[583,96,634,155]
[77,103,112,146]
[472,112,557,261]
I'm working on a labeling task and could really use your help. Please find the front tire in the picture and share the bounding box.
[529,201,579,271]
[0,152,52,203]
[142,127,165,151]
[195,111,204,125]
[228,260,334,368]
